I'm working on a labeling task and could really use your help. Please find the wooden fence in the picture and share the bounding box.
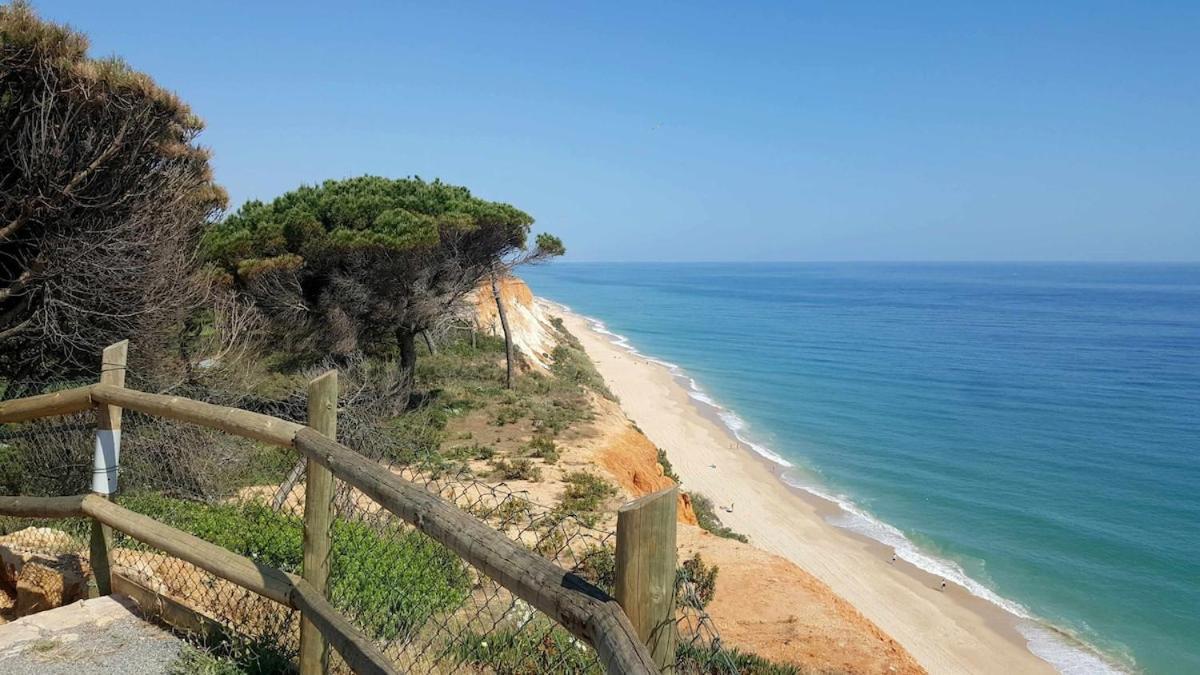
[0,341,678,674]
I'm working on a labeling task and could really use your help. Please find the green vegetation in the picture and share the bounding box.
[549,345,615,402]
[483,496,535,525]
[678,553,719,609]
[691,493,749,543]
[499,373,596,435]
[525,434,559,463]
[168,647,248,675]
[546,317,614,401]
[232,445,300,489]
[657,447,680,482]
[202,176,562,404]
[368,332,597,473]
[0,442,24,495]
[574,546,617,595]
[576,546,720,611]
[120,493,470,641]
[166,643,290,675]
[329,515,471,640]
[557,472,618,526]
[449,618,600,674]
[490,458,543,482]
[376,329,592,456]
[444,442,495,462]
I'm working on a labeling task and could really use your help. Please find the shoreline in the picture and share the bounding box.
[542,298,1125,675]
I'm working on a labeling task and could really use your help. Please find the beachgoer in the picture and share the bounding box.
[890,554,896,564]
[940,579,947,591]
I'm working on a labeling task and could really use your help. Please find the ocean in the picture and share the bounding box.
[520,262,1200,675]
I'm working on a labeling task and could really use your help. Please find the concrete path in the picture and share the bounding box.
[0,595,184,674]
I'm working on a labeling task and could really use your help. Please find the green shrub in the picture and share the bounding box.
[527,393,592,435]
[385,404,451,462]
[534,526,567,557]
[120,493,470,641]
[167,642,291,675]
[657,447,679,482]
[690,493,748,543]
[490,458,542,482]
[557,472,617,525]
[0,441,25,494]
[490,406,523,426]
[572,546,719,611]
[449,618,601,674]
[525,435,559,463]
[445,443,495,461]
[575,546,616,595]
[677,553,719,609]
[391,332,597,456]
[119,494,303,571]
[549,344,615,401]
[168,646,247,675]
[330,519,470,641]
[477,496,533,525]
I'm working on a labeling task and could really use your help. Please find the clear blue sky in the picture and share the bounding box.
[35,1,1199,261]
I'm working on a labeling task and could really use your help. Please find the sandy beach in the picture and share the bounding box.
[546,300,1057,675]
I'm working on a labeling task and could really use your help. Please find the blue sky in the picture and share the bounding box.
[35,1,1199,261]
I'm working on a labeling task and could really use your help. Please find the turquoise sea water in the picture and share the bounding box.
[521,263,1199,675]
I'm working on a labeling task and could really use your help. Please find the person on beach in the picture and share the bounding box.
[890,554,897,564]
[940,579,947,591]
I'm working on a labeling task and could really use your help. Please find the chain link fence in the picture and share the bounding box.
[0,379,741,674]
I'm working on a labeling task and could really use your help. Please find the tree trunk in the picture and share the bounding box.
[398,330,417,407]
[422,330,436,355]
[491,271,514,389]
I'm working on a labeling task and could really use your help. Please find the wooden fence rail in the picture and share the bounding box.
[0,385,93,423]
[0,378,661,675]
[0,494,394,675]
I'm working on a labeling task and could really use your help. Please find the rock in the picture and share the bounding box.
[0,528,76,555]
[13,561,88,618]
[1,528,90,619]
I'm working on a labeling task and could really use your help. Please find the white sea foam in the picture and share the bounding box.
[578,311,799,470]
[783,478,1133,673]
[787,476,1034,617]
[558,302,1130,675]
[1018,623,1130,675]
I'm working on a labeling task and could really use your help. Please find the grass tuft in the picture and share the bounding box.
[691,493,749,543]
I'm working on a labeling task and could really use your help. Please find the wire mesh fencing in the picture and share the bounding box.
[0,380,743,674]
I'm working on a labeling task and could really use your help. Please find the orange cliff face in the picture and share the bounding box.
[599,426,698,525]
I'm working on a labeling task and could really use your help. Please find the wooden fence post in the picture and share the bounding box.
[615,485,678,673]
[89,339,127,597]
[300,370,337,675]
